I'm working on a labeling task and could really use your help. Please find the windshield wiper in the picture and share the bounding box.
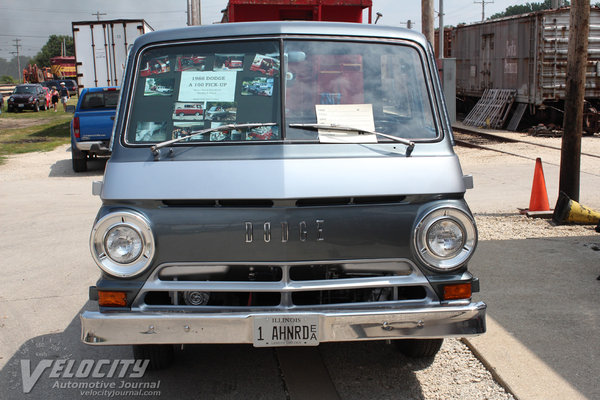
[289,123,415,156]
[150,122,277,158]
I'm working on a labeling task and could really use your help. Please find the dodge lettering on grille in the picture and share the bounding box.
[244,220,325,243]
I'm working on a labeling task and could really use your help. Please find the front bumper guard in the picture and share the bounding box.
[81,302,486,345]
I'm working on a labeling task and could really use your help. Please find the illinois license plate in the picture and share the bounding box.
[253,315,319,347]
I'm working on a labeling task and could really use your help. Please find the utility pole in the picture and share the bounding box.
[474,0,494,21]
[559,0,590,202]
[92,11,107,21]
[187,0,202,26]
[13,39,21,83]
[422,0,434,45]
[439,0,444,58]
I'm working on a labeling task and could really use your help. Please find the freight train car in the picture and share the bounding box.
[452,7,600,127]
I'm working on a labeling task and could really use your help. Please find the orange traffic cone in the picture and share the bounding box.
[528,157,550,212]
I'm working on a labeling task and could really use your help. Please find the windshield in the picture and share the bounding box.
[81,90,120,110]
[14,86,37,94]
[125,38,437,145]
[285,40,437,141]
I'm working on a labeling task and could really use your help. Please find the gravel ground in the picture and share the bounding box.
[322,339,515,400]
[475,213,598,241]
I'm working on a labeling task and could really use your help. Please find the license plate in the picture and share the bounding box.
[253,315,319,347]
[18,104,24,108]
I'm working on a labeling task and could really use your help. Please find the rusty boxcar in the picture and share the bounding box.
[452,7,600,115]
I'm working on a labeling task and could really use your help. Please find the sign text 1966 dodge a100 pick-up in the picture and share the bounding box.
[81,21,485,369]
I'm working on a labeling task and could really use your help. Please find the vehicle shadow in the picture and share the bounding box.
[0,302,427,400]
[48,155,107,178]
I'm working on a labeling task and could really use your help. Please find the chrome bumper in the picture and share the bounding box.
[75,141,110,153]
[81,302,486,345]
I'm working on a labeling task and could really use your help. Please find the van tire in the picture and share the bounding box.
[133,345,174,370]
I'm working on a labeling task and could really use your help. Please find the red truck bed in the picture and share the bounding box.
[222,0,372,23]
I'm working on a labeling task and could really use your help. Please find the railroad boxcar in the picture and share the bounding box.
[452,7,600,118]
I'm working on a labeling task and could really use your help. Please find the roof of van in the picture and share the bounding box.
[131,21,428,51]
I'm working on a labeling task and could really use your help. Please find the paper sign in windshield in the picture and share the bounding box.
[178,71,237,102]
[316,104,377,143]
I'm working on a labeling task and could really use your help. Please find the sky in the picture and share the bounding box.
[0,0,523,60]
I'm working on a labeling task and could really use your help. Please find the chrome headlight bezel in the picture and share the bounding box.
[413,207,477,272]
[90,210,155,278]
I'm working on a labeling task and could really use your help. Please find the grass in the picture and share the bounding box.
[0,97,78,164]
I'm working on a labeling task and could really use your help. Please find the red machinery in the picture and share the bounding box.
[221,0,373,23]
[22,64,53,83]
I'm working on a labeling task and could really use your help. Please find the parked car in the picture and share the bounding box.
[175,103,203,116]
[70,86,120,172]
[59,79,78,96]
[81,22,485,369]
[41,79,78,96]
[40,80,57,89]
[6,84,48,112]
[205,105,228,120]
[0,92,3,110]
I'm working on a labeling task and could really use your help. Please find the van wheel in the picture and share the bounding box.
[71,146,87,172]
[133,345,174,370]
[393,339,443,358]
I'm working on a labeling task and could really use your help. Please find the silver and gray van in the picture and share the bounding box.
[81,21,485,368]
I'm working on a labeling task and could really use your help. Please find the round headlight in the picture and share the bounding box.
[105,225,143,264]
[414,207,477,271]
[426,219,465,258]
[90,210,155,277]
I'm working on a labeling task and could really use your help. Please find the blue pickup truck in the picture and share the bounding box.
[70,87,120,172]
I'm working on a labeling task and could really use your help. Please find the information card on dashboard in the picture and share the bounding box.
[315,104,377,143]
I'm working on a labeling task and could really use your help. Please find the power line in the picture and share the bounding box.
[474,0,494,22]
[0,34,54,38]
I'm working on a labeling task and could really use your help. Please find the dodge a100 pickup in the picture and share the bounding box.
[81,22,485,369]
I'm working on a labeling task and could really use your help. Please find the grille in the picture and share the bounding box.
[162,195,407,208]
[133,260,435,312]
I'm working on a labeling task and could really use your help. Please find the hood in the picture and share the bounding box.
[101,155,466,200]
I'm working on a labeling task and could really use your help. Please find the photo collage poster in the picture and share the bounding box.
[136,51,280,142]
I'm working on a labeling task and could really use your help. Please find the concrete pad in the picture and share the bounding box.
[468,237,600,399]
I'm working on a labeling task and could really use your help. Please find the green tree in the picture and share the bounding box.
[32,35,74,67]
[0,56,32,82]
[0,75,16,84]
[489,0,570,19]
[0,75,15,84]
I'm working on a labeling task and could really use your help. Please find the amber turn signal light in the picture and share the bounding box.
[98,291,127,307]
[443,283,472,300]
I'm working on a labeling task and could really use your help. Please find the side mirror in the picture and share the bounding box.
[66,105,75,113]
